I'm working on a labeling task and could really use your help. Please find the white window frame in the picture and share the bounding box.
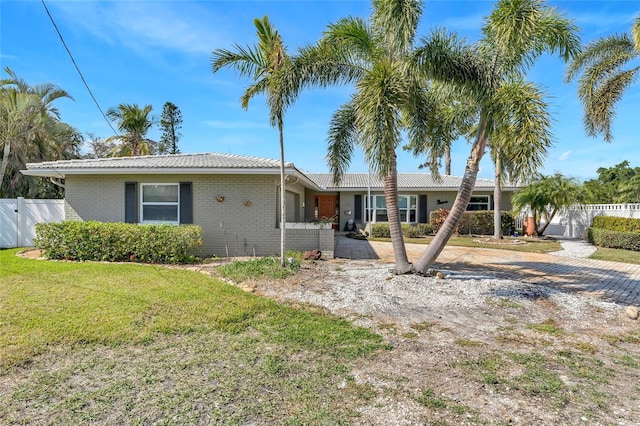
[365,195,417,223]
[140,183,180,224]
[466,195,491,211]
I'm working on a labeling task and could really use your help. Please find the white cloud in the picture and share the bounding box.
[558,150,572,161]
[51,1,231,55]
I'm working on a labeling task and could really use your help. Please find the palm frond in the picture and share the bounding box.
[482,0,579,73]
[211,45,266,80]
[580,67,639,142]
[324,17,377,61]
[415,29,494,98]
[489,78,553,184]
[566,34,635,82]
[632,16,640,51]
[326,101,358,185]
[371,0,422,54]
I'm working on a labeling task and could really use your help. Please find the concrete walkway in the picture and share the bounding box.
[334,234,640,306]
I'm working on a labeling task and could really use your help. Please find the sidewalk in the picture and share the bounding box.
[334,234,640,306]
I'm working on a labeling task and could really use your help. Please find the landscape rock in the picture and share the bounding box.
[625,306,639,319]
[303,250,322,260]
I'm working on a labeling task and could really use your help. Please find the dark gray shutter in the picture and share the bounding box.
[125,182,138,223]
[179,182,193,224]
[354,195,362,221]
[419,195,427,223]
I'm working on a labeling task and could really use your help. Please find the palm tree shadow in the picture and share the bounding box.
[437,260,639,306]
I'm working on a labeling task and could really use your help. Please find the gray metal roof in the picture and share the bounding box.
[25,153,291,170]
[306,173,502,190]
[23,153,516,191]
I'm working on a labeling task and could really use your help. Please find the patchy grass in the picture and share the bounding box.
[454,338,485,347]
[409,321,438,332]
[589,247,640,265]
[216,252,302,283]
[416,388,479,418]
[527,318,563,336]
[369,235,562,253]
[0,249,384,424]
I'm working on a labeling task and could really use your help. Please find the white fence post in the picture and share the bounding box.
[17,197,25,247]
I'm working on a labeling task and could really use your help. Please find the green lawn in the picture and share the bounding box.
[0,249,384,424]
[590,247,640,265]
[370,235,563,253]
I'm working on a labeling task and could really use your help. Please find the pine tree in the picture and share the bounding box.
[159,102,182,155]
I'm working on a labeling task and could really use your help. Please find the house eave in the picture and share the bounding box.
[21,167,323,191]
[321,186,515,192]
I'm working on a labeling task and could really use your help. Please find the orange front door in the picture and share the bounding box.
[317,196,336,219]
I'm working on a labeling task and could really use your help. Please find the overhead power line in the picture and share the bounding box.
[41,0,119,136]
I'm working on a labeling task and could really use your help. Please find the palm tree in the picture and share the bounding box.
[488,77,553,239]
[412,0,579,273]
[566,16,640,142]
[0,67,73,197]
[511,173,585,235]
[211,16,296,267]
[106,104,155,157]
[0,89,41,196]
[294,0,433,274]
[403,82,477,177]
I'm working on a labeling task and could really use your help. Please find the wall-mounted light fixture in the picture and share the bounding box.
[244,201,252,207]
[216,196,225,203]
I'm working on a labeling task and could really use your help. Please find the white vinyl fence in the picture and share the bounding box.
[540,203,640,238]
[0,198,64,248]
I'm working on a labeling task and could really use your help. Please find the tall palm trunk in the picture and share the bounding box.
[493,149,503,239]
[0,139,11,194]
[445,146,451,175]
[278,121,287,267]
[385,152,412,274]
[414,114,489,273]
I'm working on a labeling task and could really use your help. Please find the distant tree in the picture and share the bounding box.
[158,102,182,155]
[583,161,640,203]
[511,173,586,236]
[106,103,156,157]
[83,133,117,159]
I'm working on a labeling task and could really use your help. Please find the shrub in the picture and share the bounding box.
[402,224,421,238]
[586,227,640,252]
[592,216,640,233]
[34,221,202,263]
[370,223,391,238]
[430,210,515,235]
[415,223,434,236]
[369,223,433,238]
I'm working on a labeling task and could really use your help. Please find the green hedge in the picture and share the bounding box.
[592,216,640,233]
[369,223,434,238]
[586,227,640,252]
[429,209,515,235]
[34,221,203,263]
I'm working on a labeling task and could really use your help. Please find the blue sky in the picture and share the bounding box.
[1,0,638,181]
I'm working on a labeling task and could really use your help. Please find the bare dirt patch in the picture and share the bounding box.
[246,259,640,425]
